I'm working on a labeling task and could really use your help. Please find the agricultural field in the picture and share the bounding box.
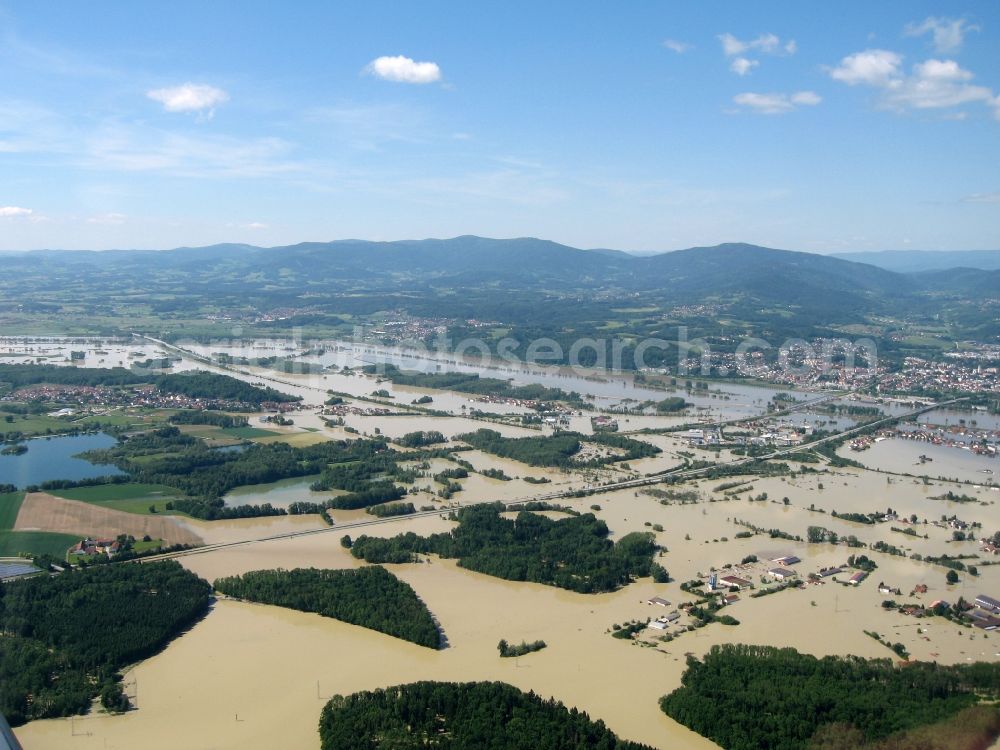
[47,483,184,516]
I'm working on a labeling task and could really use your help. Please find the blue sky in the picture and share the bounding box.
[1,1,998,252]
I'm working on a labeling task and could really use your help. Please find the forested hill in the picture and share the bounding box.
[0,236,961,300]
[2,236,995,352]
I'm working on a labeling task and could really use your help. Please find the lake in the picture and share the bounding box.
[0,432,124,488]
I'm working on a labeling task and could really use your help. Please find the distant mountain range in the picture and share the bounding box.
[5,236,995,299]
[832,249,1000,273]
[1,237,997,343]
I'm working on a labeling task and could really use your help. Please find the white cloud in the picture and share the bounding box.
[961,192,1000,204]
[718,32,794,75]
[905,17,979,54]
[790,91,822,106]
[147,83,229,114]
[730,57,758,76]
[887,59,993,110]
[662,39,692,54]
[719,32,791,57]
[0,206,33,218]
[246,222,268,229]
[829,50,998,117]
[365,55,441,84]
[733,91,821,114]
[829,49,902,86]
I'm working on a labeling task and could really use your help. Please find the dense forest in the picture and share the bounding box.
[396,430,446,448]
[167,411,249,428]
[660,644,1000,750]
[0,363,297,407]
[365,364,587,406]
[350,503,660,593]
[213,566,439,648]
[153,371,299,406]
[319,681,653,750]
[455,428,659,468]
[80,427,399,516]
[0,561,211,725]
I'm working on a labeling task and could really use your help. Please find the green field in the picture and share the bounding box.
[0,530,79,557]
[220,426,281,439]
[0,413,73,435]
[48,483,184,515]
[0,492,26,530]
[0,410,150,438]
[178,424,280,441]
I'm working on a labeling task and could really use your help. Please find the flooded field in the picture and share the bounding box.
[17,462,1000,750]
[7,336,1000,750]
[222,475,339,509]
[838,438,998,486]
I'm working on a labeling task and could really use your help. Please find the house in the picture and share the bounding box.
[912,583,929,595]
[818,566,842,578]
[723,594,740,605]
[771,555,801,566]
[718,575,752,590]
[647,620,669,631]
[848,571,867,585]
[768,568,796,581]
[647,596,671,607]
[975,594,1000,613]
[663,610,681,622]
[70,537,121,557]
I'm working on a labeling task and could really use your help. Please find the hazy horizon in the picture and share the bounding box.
[2,235,999,256]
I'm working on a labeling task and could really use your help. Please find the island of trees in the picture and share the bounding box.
[497,638,547,657]
[319,681,653,750]
[0,561,211,726]
[455,428,660,468]
[363,364,588,406]
[213,566,440,648]
[349,503,661,593]
[660,644,1000,750]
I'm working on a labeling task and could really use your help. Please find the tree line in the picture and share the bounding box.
[167,411,249,428]
[349,503,661,593]
[0,561,211,725]
[214,566,440,648]
[80,427,401,517]
[363,364,588,407]
[0,363,298,407]
[660,643,1000,750]
[319,681,653,750]
[454,428,659,468]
